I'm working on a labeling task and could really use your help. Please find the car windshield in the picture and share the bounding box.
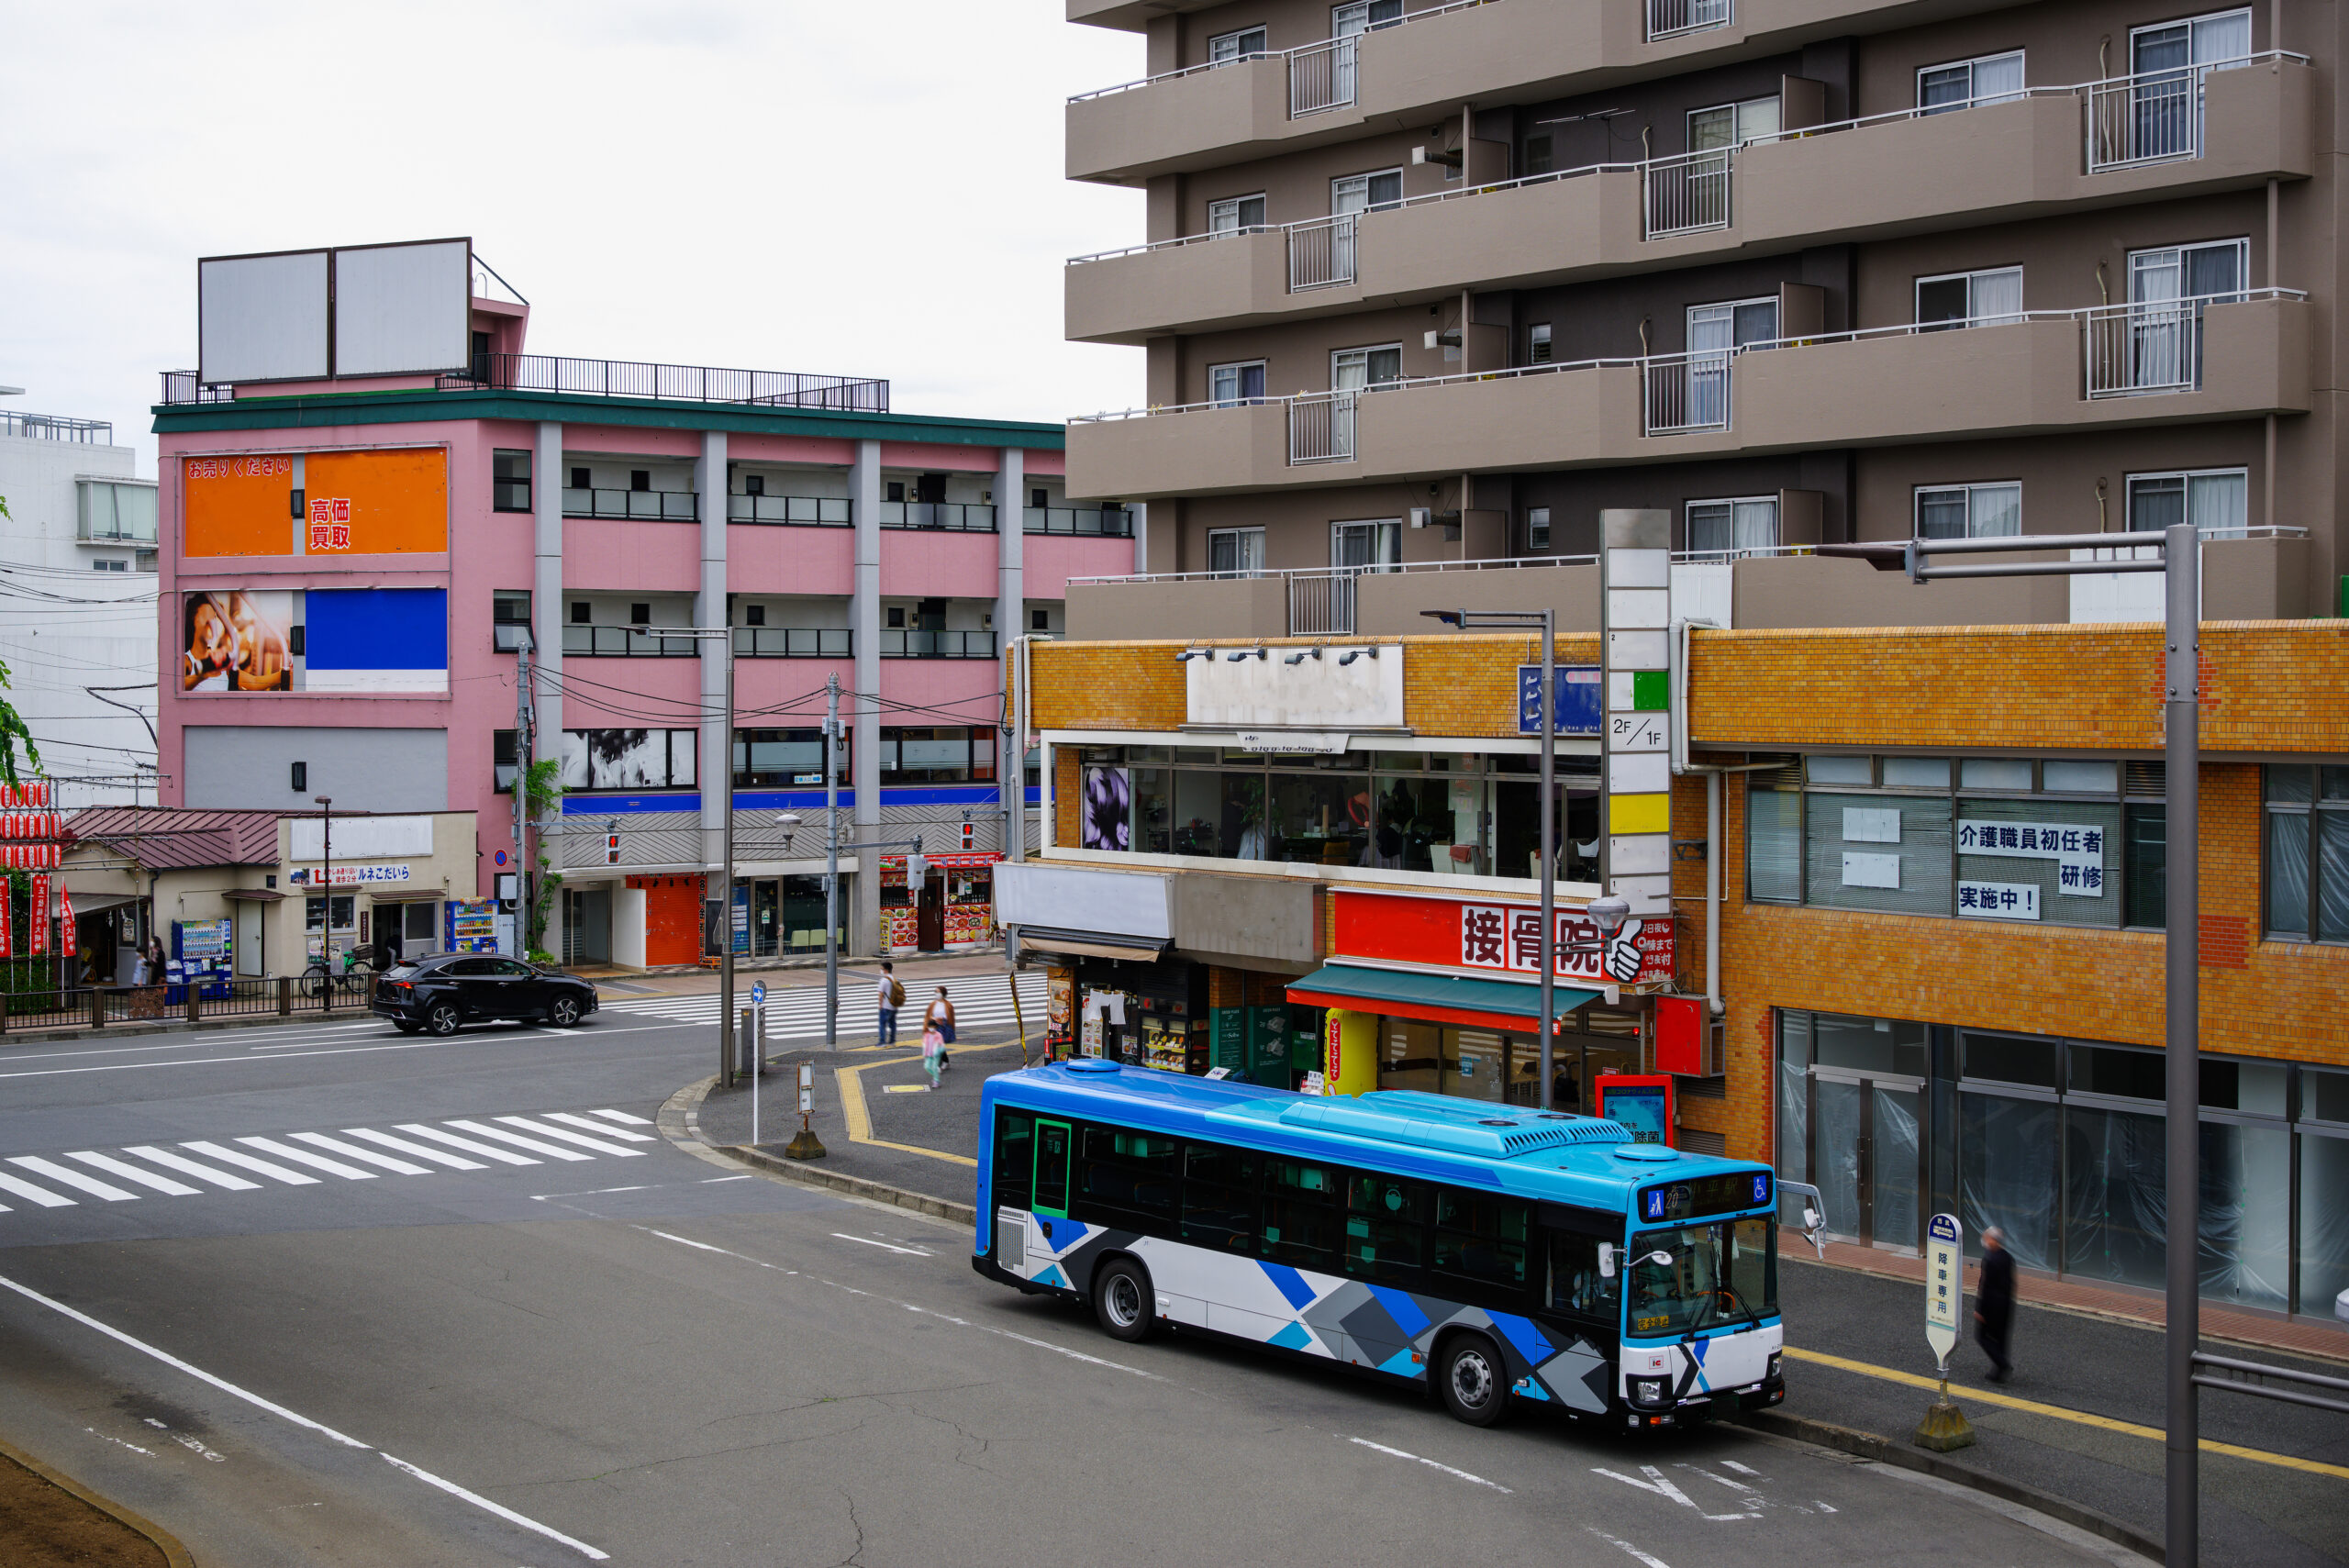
[1626,1218,1777,1338]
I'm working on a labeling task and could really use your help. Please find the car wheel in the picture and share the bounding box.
[393,1020,421,1035]
[1437,1334,1510,1428]
[1092,1258,1154,1343]
[425,1002,462,1038]
[547,995,582,1028]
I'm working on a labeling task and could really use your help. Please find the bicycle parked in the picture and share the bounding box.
[301,943,387,1003]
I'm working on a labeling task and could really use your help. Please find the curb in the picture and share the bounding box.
[655,1072,979,1228]
[0,1432,196,1567]
[1735,1409,2165,1564]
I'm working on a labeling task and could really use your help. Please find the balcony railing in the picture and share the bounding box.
[1288,394,1356,464]
[730,494,852,526]
[3,411,113,443]
[439,353,887,411]
[1647,0,1731,41]
[2087,60,2254,171]
[563,487,698,521]
[878,501,996,532]
[1287,569,1375,635]
[2084,298,2212,397]
[156,373,235,406]
[1287,215,1357,291]
[563,626,701,657]
[881,629,997,659]
[1289,37,1356,117]
[1073,547,1823,592]
[1643,150,1731,238]
[1024,506,1133,537]
[735,628,852,658]
[1642,350,1734,435]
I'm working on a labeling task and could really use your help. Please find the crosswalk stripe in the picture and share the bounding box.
[286,1132,433,1176]
[121,1146,261,1191]
[9,1156,139,1202]
[0,1171,76,1207]
[586,1108,653,1127]
[442,1120,592,1162]
[541,1111,657,1142]
[63,1151,202,1196]
[340,1128,487,1170]
[236,1137,378,1181]
[394,1124,540,1166]
[181,1140,320,1185]
[491,1117,644,1158]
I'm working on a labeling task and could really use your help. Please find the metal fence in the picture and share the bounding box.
[440,353,889,411]
[1024,506,1133,537]
[1288,215,1358,291]
[1286,571,1361,635]
[562,487,699,521]
[2087,67,2204,171]
[563,626,702,658]
[1646,0,1731,40]
[729,495,852,526]
[0,975,382,1034]
[1643,150,1731,238]
[156,373,237,406]
[735,628,852,658]
[1289,37,1355,117]
[1,411,114,442]
[880,629,997,659]
[1642,351,1734,434]
[2085,300,2205,396]
[1288,394,1356,464]
[878,501,997,532]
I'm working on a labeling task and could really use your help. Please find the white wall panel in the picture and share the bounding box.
[333,239,471,376]
[199,251,329,383]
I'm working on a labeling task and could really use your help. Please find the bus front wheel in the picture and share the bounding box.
[1092,1258,1155,1344]
[1437,1334,1510,1428]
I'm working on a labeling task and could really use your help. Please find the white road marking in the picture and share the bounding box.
[701,1175,752,1184]
[87,1427,157,1456]
[1816,1501,1838,1513]
[538,1027,581,1036]
[119,1146,260,1191]
[540,1111,657,1142]
[63,1151,202,1196]
[529,1185,653,1201]
[830,1232,931,1256]
[1681,1463,1759,1493]
[444,1120,592,1162]
[491,1117,645,1158]
[393,1125,539,1166]
[0,1271,608,1561]
[0,1170,78,1207]
[1587,1527,1675,1568]
[1345,1437,1512,1494]
[1594,1464,1753,1519]
[1720,1460,1764,1477]
[235,1137,377,1181]
[10,1155,139,1202]
[180,1141,319,1185]
[286,1131,434,1175]
[587,1108,653,1126]
[340,1128,488,1169]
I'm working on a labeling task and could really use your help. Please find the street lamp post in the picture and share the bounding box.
[313,795,332,1009]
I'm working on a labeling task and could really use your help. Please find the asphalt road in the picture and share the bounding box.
[0,1001,2154,1567]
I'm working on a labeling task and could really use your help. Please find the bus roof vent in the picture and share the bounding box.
[1274,1094,1629,1160]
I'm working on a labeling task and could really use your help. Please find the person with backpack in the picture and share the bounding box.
[876,962,904,1045]
[923,985,956,1072]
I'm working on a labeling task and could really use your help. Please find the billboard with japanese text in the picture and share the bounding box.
[1330,888,1675,987]
[182,448,446,558]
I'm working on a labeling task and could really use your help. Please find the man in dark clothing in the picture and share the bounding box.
[1975,1226,2017,1383]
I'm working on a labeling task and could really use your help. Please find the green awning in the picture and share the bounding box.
[1287,963,1600,1032]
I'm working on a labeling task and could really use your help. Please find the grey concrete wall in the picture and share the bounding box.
[1170,871,1323,968]
[186,728,450,813]
[1066,574,1291,639]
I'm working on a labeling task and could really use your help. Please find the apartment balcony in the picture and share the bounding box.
[881,629,998,659]
[1025,505,1134,537]
[563,487,698,522]
[730,495,852,527]
[879,501,996,533]
[562,626,702,657]
[1065,0,2015,184]
[1066,56,2313,344]
[734,628,853,658]
[1067,295,2310,499]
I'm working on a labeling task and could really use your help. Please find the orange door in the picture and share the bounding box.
[643,877,705,968]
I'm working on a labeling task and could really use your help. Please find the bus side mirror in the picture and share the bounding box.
[1802,1207,1820,1232]
[1597,1243,1615,1279]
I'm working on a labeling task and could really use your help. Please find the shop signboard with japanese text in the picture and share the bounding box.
[183,448,448,558]
[1330,889,1672,986]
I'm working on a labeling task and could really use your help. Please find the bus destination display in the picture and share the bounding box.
[1640,1170,1773,1224]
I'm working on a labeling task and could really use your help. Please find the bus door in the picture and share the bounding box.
[1032,1120,1073,1249]
[1536,1202,1626,1416]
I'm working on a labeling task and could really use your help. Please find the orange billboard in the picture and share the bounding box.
[181,448,448,558]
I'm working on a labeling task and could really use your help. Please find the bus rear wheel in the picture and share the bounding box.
[1092,1258,1155,1343]
[1437,1334,1510,1428]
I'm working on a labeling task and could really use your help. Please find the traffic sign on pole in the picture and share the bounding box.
[751,981,765,1007]
[1915,1211,1975,1451]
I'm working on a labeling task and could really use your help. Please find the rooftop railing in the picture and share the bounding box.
[158,356,888,411]
[1,411,113,443]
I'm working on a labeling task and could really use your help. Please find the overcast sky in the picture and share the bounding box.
[1,1,1147,473]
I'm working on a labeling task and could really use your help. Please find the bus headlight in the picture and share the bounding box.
[1631,1377,1665,1405]
[1767,1351,1783,1380]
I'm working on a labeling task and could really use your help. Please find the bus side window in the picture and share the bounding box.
[1033,1120,1072,1217]
[1546,1229,1622,1325]
[1181,1141,1258,1253]
[994,1110,1034,1211]
[1261,1158,1341,1270]
[1431,1188,1531,1295]
[1341,1173,1426,1284]
[1074,1126,1179,1231]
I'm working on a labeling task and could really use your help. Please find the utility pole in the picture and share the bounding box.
[313,795,333,1010]
[516,637,535,954]
[824,672,841,1047]
[718,632,739,1083]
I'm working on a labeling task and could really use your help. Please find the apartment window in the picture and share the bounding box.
[1916,482,2021,539]
[1526,507,1552,551]
[1209,361,1267,407]
[91,558,128,572]
[2132,9,2254,78]
[493,450,532,512]
[492,592,531,652]
[1686,497,1777,558]
[1918,50,2024,113]
[1522,135,1553,176]
[1031,608,1050,631]
[1208,195,1268,235]
[886,481,907,504]
[1331,169,1404,216]
[493,730,517,793]
[629,602,651,626]
[2126,468,2249,539]
[569,467,591,491]
[629,471,651,493]
[1689,95,1780,151]
[290,761,307,793]
[879,727,995,784]
[1528,323,1553,364]
[1688,297,1778,354]
[1208,528,1266,577]
[1333,1,1403,35]
[76,480,159,544]
[740,473,765,498]
[1330,344,1402,392]
[735,728,846,788]
[1208,26,1268,64]
[887,606,906,628]
[1916,267,2023,329]
[1331,518,1401,571]
[570,601,592,624]
[743,603,766,627]
[2264,765,2349,942]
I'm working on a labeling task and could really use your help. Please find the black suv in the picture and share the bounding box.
[373,953,600,1036]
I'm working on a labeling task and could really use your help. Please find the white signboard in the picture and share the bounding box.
[289,863,412,885]
[1959,880,2041,920]
[1841,851,1901,889]
[1842,807,1901,843]
[1955,819,2106,896]
[290,815,433,861]
[1186,647,1403,731]
[1925,1212,1964,1372]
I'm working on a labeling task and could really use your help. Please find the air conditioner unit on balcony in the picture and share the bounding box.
[1409,506,1431,529]
[1423,328,1461,350]
[1411,145,1462,169]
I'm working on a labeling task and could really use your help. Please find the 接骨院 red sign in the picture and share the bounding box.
[1330,889,1674,987]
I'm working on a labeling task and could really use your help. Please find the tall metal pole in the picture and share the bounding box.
[516,639,533,952]
[316,797,332,1011]
[824,673,841,1047]
[1538,608,1556,1112]
[718,636,738,1084]
[2163,519,2200,1568]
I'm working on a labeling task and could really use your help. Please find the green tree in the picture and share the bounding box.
[519,756,563,963]
[0,498,39,788]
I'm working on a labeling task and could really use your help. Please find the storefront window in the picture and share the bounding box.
[1267,764,1372,866]
[1815,1014,1928,1077]
[1957,798,2123,929]
[1960,1092,2059,1272]
[2297,1123,2349,1317]
[2063,1101,2166,1290]
[304,895,356,932]
[736,728,845,788]
[2199,1118,2290,1310]
[1776,1011,1811,1203]
[1805,793,1954,917]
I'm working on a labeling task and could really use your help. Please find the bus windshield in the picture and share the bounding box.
[1625,1217,1777,1338]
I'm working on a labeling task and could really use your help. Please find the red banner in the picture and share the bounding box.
[1330,889,1675,987]
[0,880,11,959]
[27,873,48,956]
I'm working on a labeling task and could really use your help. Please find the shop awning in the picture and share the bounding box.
[59,891,142,917]
[363,888,444,902]
[221,887,284,902]
[1286,963,1600,1034]
[1014,924,1170,963]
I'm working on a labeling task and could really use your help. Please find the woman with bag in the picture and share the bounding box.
[923,986,956,1071]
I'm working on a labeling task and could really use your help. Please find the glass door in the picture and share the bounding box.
[1811,1072,1926,1250]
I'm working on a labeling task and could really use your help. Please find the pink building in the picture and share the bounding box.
[154,240,1134,967]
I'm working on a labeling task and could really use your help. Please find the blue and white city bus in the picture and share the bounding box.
[974,1060,1787,1429]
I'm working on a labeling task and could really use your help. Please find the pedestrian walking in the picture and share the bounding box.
[921,1022,947,1091]
[875,962,903,1045]
[924,985,956,1072]
[1976,1226,2017,1383]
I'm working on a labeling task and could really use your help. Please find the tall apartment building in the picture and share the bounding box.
[152,240,1137,968]
[1012,3,2349,1324]
[0,398,159,806]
